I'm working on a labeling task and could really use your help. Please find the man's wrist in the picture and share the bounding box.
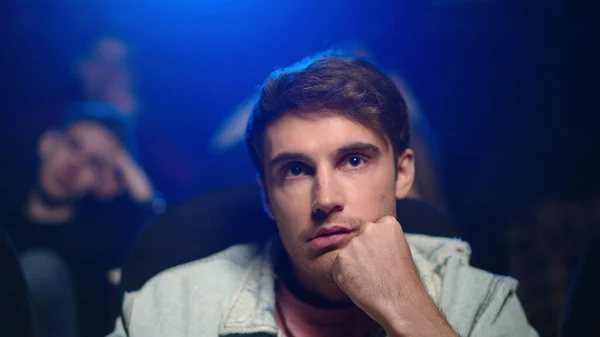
[382,311,458,337]
[378,286,458,337]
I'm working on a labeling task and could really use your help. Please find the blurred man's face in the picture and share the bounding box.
[260,112,414,299]
[77,37,131,99]
[38,122,121,202]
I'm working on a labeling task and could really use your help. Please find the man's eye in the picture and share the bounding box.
[66,138,80,151]
[342,155,367,169]
[284,163,307,178]
[348,156,363,167]
[88,158,104,171]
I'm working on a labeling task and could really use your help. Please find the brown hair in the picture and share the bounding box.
[245,53,411,178]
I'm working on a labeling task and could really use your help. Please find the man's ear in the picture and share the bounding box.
[38,130,60,159]
[257,174,274,220]
[395,148,416,199]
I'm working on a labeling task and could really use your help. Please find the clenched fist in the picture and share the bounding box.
[331,215,458,337]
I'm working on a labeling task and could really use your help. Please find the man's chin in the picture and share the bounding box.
[293,252,353,306]
[309,249,340,281]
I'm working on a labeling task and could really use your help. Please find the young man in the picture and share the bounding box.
[109,55,537,336]
[0,112,156,336]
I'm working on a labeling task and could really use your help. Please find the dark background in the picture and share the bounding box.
[2,0,595,203]
[0,0,597,335]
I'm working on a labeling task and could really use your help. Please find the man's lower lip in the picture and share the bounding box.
[310,233,351,249]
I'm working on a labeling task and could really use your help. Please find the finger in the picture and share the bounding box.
[376,215,406,234]
[119,149,134,164]
[330,254,347,291]
[114,167,126,186]
[115,149,128,167]
[375,215,398,225]
[359,222,375,235]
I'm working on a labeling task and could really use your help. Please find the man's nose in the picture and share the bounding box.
[65,161,82,178]
[312,169,345,218]
[65,155,86,174]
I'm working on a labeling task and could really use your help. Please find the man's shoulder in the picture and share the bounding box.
[406,234,534,336]
[120,243,268,335]
[405,233,517,294]
[140,243,265,291]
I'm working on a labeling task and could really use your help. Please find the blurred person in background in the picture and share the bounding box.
[69,32,140,157]
[75,34,139,117]
[0,111,158,337]
[71,32,193,203]
[7,29,192,203]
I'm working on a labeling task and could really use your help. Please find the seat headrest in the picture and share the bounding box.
[121,185,457,291]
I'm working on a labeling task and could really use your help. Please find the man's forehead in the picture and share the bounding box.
[263,112,390,159]
[67,122,120,150]
[67,121,108,135]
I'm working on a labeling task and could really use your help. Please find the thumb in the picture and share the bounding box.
[331,255,348,294]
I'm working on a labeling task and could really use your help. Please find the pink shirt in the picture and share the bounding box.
[275,281,376,337]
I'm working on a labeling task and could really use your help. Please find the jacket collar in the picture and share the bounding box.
[217,234,471,335]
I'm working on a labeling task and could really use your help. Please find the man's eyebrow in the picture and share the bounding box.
[269,153,310,171]
[336,142,382,156]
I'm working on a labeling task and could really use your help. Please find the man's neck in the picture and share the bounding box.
[25,191,75,225]
[275,250,352,309]
[275,278,376,337]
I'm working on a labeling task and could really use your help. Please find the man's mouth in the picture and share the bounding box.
[311,226,353,240]
[55,174,73,189]
[309,226,354,250]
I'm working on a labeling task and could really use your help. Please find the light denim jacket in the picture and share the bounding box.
[108,235,538,336]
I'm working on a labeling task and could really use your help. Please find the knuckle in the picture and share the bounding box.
[382,215,397,224]
[363,222,374,232]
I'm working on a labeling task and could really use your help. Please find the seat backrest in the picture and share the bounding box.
[120,184,459,293]
[0,226,38,337]
[120,185,274,292]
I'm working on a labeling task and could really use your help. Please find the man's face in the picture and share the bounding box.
[39,122,121,201]
[261,112,414,284]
